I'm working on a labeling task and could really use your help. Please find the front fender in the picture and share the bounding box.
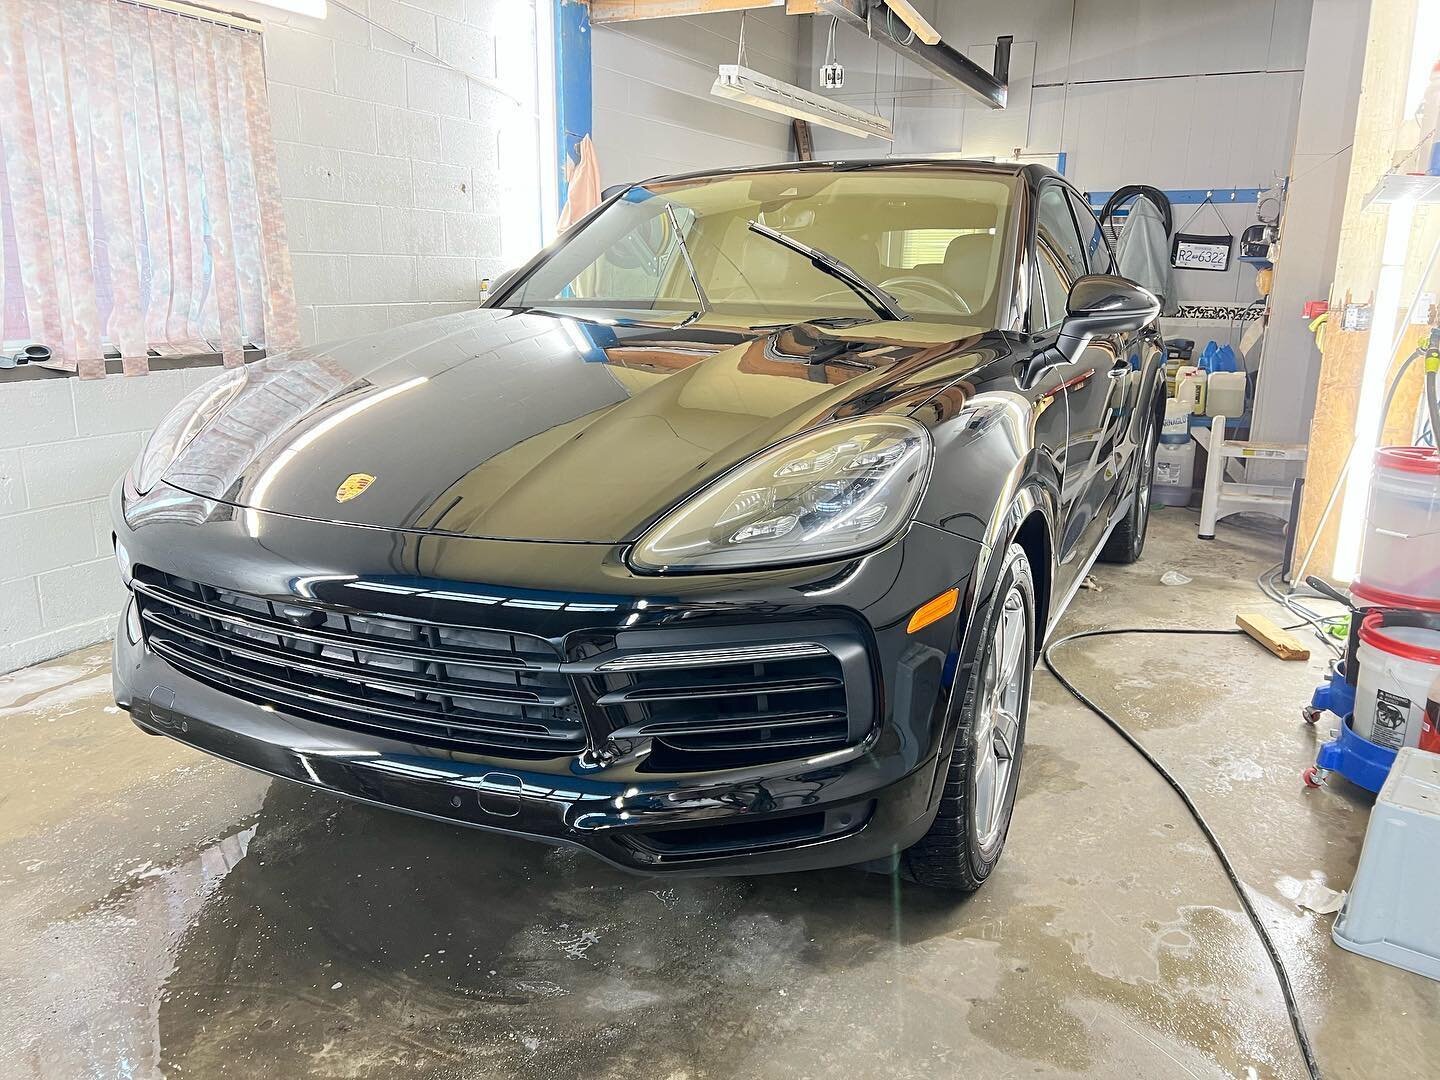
[913,391,1062,764]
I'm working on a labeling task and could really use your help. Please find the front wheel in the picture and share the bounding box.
[903,543,1035,891]
[1099,403,1160,564]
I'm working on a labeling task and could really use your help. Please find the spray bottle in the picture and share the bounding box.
[1422,61,1440,174]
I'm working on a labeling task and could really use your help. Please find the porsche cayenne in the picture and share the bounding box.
[112,161,1163,890]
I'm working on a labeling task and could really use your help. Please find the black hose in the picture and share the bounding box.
[1425,365,1439,454]
[1043,626,1323,1080]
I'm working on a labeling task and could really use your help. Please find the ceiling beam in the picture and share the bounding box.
[818,0,1011,109]
[587,0,785,22]
[881,0,939,45]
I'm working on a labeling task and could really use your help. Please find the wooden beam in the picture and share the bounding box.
[785,0,821,13]
[1236,612,1312,661]
[883,0,941,45]
[588,0,783,22]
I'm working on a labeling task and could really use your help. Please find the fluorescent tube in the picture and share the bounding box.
[710,64,892,140]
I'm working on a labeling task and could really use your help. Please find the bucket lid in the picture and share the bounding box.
[1351,581,1440,612]
[1374,446,1440,476]
[1359,611,1440,665]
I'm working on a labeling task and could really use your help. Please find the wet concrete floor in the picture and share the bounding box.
[2,511,1436,1079]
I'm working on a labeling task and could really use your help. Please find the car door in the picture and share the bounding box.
[1030,183,1124,589]
[1068,189,1143,510]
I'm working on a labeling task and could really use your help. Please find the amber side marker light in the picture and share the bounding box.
[907,588,959,634]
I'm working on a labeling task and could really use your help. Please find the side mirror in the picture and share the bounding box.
[1055,275,1159,359]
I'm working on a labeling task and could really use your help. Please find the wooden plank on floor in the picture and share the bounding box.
[1236,612,1312,661]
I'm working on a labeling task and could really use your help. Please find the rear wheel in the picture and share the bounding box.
[903,544,1034,891]
[1100,403,1160,564]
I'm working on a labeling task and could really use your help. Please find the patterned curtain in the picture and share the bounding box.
[0,0,299,377]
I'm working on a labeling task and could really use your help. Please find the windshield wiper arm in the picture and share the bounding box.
[746,219,910,322]
[665,203,710,318]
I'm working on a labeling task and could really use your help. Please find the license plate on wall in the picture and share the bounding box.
[1171,233,1232,271]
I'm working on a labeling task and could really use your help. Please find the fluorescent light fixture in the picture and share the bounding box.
[249,0,328,15]
[711,64,892,140]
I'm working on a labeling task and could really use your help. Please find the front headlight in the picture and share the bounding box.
[129,367,248,494]
[629,416,932,572]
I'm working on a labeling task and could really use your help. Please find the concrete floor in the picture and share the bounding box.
[2,511,1437,1079]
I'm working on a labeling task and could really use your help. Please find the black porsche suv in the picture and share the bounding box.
[113,161,1163,890]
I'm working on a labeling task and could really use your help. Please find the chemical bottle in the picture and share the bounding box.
[1176,366,1207,415]
[1420,673,1440,754]
[1205,371,1247,418]
[1154,441,1196,506]
[1162,398,1191,442]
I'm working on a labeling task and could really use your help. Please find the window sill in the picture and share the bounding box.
[0,348,266,383]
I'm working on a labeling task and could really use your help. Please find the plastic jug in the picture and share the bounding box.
[1205,371,1246,418]
[1154,441,1195,506]
[1162,398,1191,442]
[1175,367,1207,415]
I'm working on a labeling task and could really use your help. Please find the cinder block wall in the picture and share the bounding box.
[262,0,542,344]
[0,0,543,674]
[0,370,208,673]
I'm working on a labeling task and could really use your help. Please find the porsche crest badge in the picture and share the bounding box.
[335,473,375,503]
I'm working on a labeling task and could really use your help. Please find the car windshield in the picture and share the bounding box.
[505,168,1017,329]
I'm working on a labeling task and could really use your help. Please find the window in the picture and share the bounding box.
[886,227,995,269]
[512,171,1018,328]
[1068,191,1113,275]
[0,0,298,376]
[1033,242,1070,331]
[1036,186,1088,284]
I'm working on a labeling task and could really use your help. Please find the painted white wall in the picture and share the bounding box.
[0,370,204,674]
[1250,0,1370,450]
[806,0,1312,339]
[256,0,545,344]
[591,8,807,188]
[0,0,548,674]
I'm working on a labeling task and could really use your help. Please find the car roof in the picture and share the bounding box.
[636,158,1063,190]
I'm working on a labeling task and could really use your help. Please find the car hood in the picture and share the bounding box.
[160,308,1000,543]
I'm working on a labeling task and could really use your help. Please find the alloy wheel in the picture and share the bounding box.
[1137,424,1156,538]
[971,585,1029,852]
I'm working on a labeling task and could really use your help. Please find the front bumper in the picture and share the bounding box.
[112,482,984,875]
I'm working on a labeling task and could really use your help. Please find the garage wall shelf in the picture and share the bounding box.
[1085,187,1266,208]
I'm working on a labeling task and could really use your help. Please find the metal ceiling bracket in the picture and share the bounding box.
[818,0,1012,110]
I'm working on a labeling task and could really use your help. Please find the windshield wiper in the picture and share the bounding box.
[746,219,910,322]
[665,203,709,321]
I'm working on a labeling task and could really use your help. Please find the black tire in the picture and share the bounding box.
[903,543,1035,891]
[1099,400,1160,564]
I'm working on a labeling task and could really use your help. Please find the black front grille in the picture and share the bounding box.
[585,630,872,771]
[133,570,585,757]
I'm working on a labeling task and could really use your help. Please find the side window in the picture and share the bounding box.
[1036,186,1087,284]
[1068,191,1113,274]
[1032,241,1070,332]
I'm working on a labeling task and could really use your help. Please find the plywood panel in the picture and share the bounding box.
[1293,0,1421,582]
